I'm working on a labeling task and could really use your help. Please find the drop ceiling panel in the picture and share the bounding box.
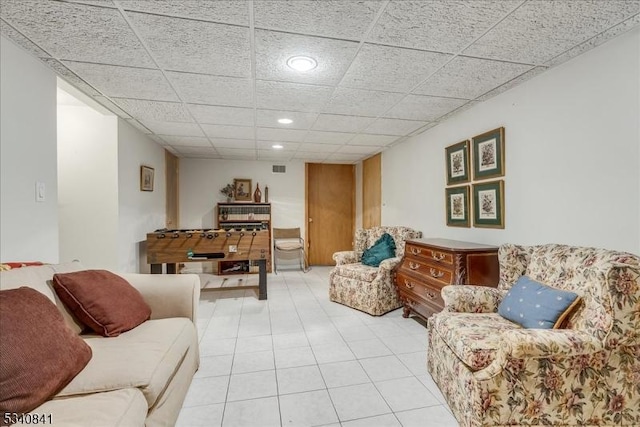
[125,119,152,134]
[476,67,547,101]
[368,0,521,53]
[201,124,254,140]
[209,139,256,149]
[256,81,334,112]
[293,152,329,161]
[340,44,452,93]
[215,147,257,158]
[94,96,131,117]
[0,19,50,57]
[255,30,359,85]
[384,95,469,121]
[348,134,398,146]
[364,118,429,136]
[464,0,640,64]
[173,146,221,158]
[296,143,342,153]
[1,0,154,67]
[126,12,251,77]
[325,153,363,162]
[256,128,309,142]
[63,61,179,101]
[337,145,381,155]
[113,99,193,123]
[254,1,380,40]
[188,105,254,126]
[256,110,319,130]
[312,114,376,133]
[304,130,356,144]
[140,120,204,137]
[257,150,295,161]
[158,136,211,147]
[256,141,299,151]
[414,56,535,100]
[120,1,250,26]
[167,72,253,107]
[322,87,405,117]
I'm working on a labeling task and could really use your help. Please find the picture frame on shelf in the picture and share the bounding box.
[472,127,505,180]
[445,140,470,185]
[472,180,505,229]
[446,185,470,227]
[233,178,252,201]
[140,166,154,191]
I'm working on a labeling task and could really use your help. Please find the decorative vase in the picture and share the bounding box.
[253,183,262,203]
[264,186,269,203]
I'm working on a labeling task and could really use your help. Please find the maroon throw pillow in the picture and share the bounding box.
[0,287,92,415]
[52,270,151,337]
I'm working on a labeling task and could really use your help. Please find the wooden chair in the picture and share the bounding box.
[272,228,308,274]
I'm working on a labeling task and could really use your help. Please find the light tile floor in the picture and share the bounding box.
[177,267,459,427]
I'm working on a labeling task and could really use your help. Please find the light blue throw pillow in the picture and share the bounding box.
[361,233,396,267]
[498,276,581,329]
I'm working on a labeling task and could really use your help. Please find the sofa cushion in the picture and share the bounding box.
[0,287,92,414]
[362,233,396,267]
[333,263,379,282]
[53,270,151,337]
[498,275,581,329]
[431,312,520,371]
[21,388,147,427]
[57,317,197,409]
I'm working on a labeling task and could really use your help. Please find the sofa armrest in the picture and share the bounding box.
[441,285,503,313]
[121,273,200,322]
[501,329,604,359]
[379,257,401,271]
[333,251,358,265]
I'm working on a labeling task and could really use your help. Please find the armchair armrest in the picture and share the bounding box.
[333,251,359,265]
[121,273,200,322]
[441,285,504,313]
[476,329,604,381]
[501,329,604,359]
[379,256,401,271]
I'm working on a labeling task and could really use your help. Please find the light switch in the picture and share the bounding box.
[36,182,45,202]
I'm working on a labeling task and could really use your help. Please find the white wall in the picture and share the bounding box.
[57,99,119,270]
[0,36,59,262]
[383,27,640,254]
[117,119,167,273]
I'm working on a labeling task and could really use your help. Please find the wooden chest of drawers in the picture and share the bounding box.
[395,238,500,320]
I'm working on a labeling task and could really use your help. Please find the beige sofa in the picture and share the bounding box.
[0,261,200,427]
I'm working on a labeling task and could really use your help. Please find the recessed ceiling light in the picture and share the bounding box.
[287,56,317,72]
[272,144,284,149]
[278,118,293,124]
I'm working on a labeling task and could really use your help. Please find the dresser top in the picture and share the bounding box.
[406,238,498,252]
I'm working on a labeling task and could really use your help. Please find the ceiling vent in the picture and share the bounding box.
[272,165,286,174]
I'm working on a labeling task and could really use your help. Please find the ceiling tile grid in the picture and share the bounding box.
[1,0,638,163]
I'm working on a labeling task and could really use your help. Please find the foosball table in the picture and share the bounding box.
[146,228,270,299]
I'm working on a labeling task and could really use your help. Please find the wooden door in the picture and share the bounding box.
[165,150,179,229]
[362,153,381,228]
[306,163,355,265]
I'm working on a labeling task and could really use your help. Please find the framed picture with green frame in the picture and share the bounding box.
[472,180,505,229]
[446,186,470,227]
[472,127,505,181]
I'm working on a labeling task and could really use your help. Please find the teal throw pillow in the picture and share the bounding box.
[498,276,581,329]
[361,233,396,267]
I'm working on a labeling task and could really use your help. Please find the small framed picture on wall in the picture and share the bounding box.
[472,127,505,181]
[472,180,505,228]
[140,166,154,191]
[446,186,470,227]
[233,178,252,201]
[445,140,470,185]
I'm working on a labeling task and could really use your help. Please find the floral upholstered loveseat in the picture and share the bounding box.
[427,243,640,427]
[329,226,421,315]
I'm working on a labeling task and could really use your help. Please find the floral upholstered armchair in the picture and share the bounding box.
[329,226,422,316]
[427,243,640,427]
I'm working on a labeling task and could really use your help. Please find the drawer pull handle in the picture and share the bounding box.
[409,262,420,270]
[410,247,422,255]
[425,290,436,300]
[431,251,445,261]
[429,268,444,278]
[403,279,415,289]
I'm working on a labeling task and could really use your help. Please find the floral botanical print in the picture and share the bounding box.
[427,244,640,426]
